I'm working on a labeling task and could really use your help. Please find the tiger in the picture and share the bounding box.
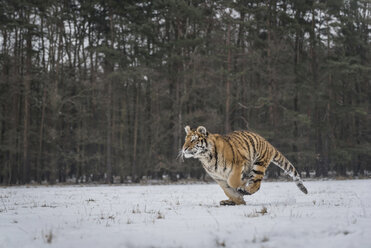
[181,125,308,205]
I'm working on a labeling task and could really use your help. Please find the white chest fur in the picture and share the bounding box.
[200,157,230,181]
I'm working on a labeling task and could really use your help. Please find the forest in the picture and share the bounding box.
[0,0,370,184]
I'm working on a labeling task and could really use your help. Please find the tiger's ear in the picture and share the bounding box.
[197,126,207,136]
[184,125,191,135]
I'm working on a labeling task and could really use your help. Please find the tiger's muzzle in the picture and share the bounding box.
[182,147,196,158]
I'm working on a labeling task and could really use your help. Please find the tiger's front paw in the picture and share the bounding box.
[237,187,251,195]
[220,200,236,206]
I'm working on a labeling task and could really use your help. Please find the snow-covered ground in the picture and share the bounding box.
[0,180,370,248]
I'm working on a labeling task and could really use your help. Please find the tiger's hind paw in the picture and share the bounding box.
[237,187,251,195]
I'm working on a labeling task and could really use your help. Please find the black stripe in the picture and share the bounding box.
[241,132,255,154]
[242,172,249,180]
[252,169,264,175]
[280,155,285,164]
[253,179,262,183]
[273,152,279,161]
[243,137,251,158]
[239,132,251,158]
[252,134,261,151]
[250,133,259,150]
[255,161,264,166]
[260,143,267,160]
[246,135,256,155]
[237,136,250,158]
[224,136,236,163]
[231,137,247,160]
[232,135,248,151]
[208,153,212,162]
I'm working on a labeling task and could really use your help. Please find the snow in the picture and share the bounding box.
[1,179,371,248]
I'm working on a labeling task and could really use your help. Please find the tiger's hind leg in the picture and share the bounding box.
[237,159,268,195]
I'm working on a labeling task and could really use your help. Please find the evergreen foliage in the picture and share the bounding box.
[0,0,370,184]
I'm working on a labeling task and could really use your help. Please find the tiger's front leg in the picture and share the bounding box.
[215,164,247,205]
[215,180,246,205]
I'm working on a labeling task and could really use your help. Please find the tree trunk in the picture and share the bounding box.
[22,23,32,183]
[105,10,114,184]
[267,2,274,128]
[225,23,231,133]
[50,18,63,184]
[293,9,301,171]
[132,83,140,181]
[310,7,325,177]
[36,88,46,183]
[106,79,112,184]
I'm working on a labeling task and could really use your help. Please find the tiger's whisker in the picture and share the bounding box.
[176,150,184,162]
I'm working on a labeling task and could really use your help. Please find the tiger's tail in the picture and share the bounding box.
[271,150,308,194]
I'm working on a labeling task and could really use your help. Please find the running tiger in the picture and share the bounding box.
[181,125,308,205]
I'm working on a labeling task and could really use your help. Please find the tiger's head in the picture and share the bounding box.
[181,125,209,159]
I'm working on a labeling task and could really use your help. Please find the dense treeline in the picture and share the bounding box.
[0,0,370,184]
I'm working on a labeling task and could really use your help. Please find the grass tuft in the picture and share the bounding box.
[261,236,269,242]
[45,230,53,244]
[245,206,268,218]
[157,211,165,219]
[257,206,268,215]
[215,239,226,247]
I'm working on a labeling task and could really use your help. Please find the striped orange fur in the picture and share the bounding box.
[181,126,308,205]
